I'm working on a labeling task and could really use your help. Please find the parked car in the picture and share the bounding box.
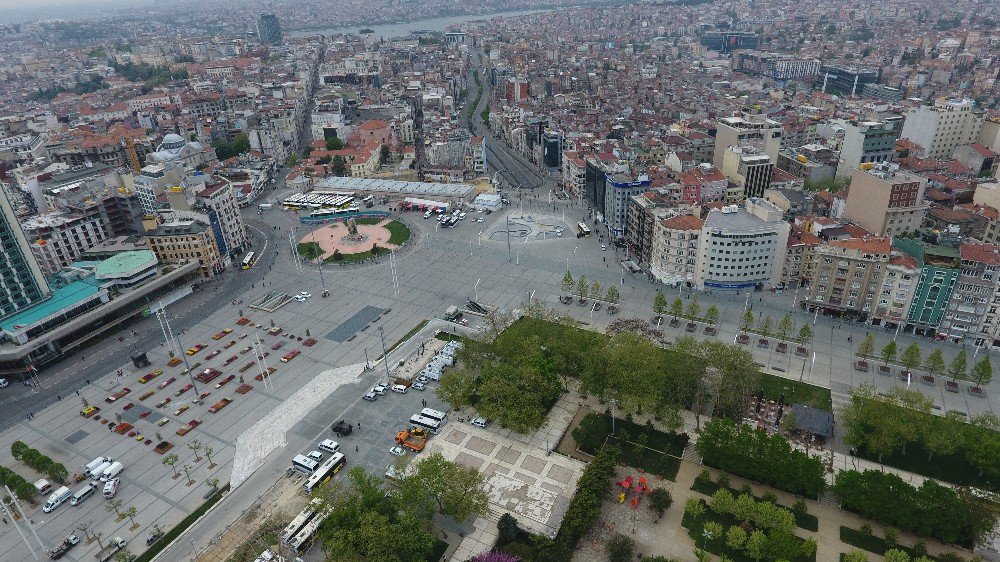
[411,382,426,391]
[361,391,377,402]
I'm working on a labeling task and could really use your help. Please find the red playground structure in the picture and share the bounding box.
[616,474,651,508]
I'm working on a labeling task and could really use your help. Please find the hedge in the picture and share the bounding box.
[695,419,826,498]
[552,445,619,557]
[134,484,230,562]
[831,470,990,545]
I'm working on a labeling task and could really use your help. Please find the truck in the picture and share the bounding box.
[395,427,430,452]
[94,537,126,562]
[48,533,79,559]
[443,306,463,322]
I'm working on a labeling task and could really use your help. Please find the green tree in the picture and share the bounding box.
[123,505,138,526]
[605,286,620,305]
[113,549,134,562]
[591,281,602,301]
[399,453,488,522]
[182,464,193,485]
[858,333,875,359]
[684,497,705,519]
[971,356,993,387]
[924,348,946,377]
[577,275,589,299]
[162,454,179,478]
[496,513,520,544]
[741,308,754,331]
[10,441,27,460]
[880,340,898,367]
[744,529,767,561]
[687,295,701,319]
[560,271,574,294]
[705,305,720,326]
[436,367,476,410]
[726,525,747,550]
[843,549,870,562]
[106,498,123,518]
[776,313,793,340]
[670,297,684,319]
[948,348,968,380]
[187,439,203,461]
[900,343,921,372]
[883,549,911,562]
[331,155,347,177]
[967,414,1000,477]
[647,487,672,517]
[757,315,773,338]
[325,137,345,150]
[764,528,801,561]
[653,289,667,316]
[710,489,736,515]
[733,493,757,523]
[605,533,635,562]
[797,323,813,344]
[923,411,965,461]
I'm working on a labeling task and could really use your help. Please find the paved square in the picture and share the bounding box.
[325,306,387,342]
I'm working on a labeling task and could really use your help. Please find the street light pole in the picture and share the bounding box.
[378,326,390,379]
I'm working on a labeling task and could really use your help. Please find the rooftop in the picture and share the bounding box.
[94,250,158,277]
[313,176,475,198]
[0,279,103,333]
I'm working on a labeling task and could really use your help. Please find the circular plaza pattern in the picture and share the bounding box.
[297,218,410,262]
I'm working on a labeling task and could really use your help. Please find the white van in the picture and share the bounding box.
[34,479,52,495]
[89,461,112,481]
[70,482,97,506]
[100,461,124,482]
[43,486,72,513]
[103,478,119,499]
[391,384,408,394]
[85,456,113,478]
[318,439,340,454]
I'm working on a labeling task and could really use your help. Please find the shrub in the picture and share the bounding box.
[605,533,635,562]
[472,553,521,562]
[497,513,520,544]
[647,487,672,517]
[696,418,826,498]
[552,445,619,557]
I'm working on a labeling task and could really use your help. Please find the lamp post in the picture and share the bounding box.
[378,326,390,379]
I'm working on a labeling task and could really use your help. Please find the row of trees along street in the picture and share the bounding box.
[855,333,993,387]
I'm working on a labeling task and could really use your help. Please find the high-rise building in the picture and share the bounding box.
[721,146,773,199]
[734,51,821,80]
[713,110,783,169]
[900,98,984,160]
[0,191,50,318]
[700,31,759,54]
[694,198,790,291]
[843,164,928,238]
[21,212,112,274]
[818,65,879,97]
[937,242,1000,344]
[837,120,901,178]
[257,14,282,45]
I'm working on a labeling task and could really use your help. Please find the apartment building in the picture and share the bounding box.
[780,226,822,290]
[712,111,783,168]
[695,198,789,291]
[195,181,249,263]
[837,120,900,178]
[843,164,928,237]
[721,145,773,199]
[901,98,984,160]
[142,214,223,278]
[805,236,891,320]
[21,212,112,274]
[650,214,703,286]
[626,190,676,266]
[938,242,1000,344]
[871,252,920,329]
[894,239,961,336]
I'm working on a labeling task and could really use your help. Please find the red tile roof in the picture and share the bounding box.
[660,214,703,231]
[960,242,1000,265]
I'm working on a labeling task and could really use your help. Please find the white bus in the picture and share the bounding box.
[362,194,375,208]
[577,222,591,237]
[287,510,329,552]
[280,499,322,547]
[241,251,256,270]
[409,414,441,434]
[419,408,448,423]
[302,452,347,494]
[291,454,319,475]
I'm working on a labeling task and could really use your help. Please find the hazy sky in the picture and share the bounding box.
[0,0,159,24]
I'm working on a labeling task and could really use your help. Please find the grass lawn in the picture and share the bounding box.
[572,413,688,480]
[682,501,816,562]
[296,241,323,260]
[381,319,429,358]
[690,477,819,532]
[385,220,411,245]
[839,526,937,560]
[758,374,832,410]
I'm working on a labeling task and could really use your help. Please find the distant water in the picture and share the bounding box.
[288,8,550,38]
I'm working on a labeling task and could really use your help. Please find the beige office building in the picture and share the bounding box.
[843,164,928,238]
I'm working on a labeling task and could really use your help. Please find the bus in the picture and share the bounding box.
[241,251,256,270]
[419,408,448,424]
[291,454,319,475]
[409,414,441,434]
[362,194,375,208]
[280,498,322,547]
[302,452,347,494]
[287,510,329,552]
[577,222,591,237]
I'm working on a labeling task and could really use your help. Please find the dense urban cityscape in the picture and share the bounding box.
[0,1,999,561]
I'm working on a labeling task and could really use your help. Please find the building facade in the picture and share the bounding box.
[0,191,50,318]
[695,198,789,290]
[837,120,900,179]
[805,237,891,319]
[901,98,984,160]
[722,146,773,199]
[21,212,112,274]
[196,182,249,264]
[713,111,783,168]
[142,214,223,278]
[937,242,1000,344]
[843,165,928,238]
[650,214,703,286]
